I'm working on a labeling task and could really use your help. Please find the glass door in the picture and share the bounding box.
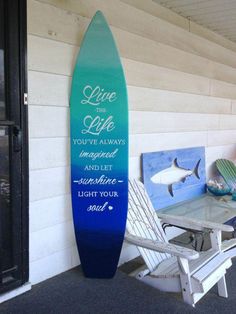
[0,0,11,276]
[0,0,28,293]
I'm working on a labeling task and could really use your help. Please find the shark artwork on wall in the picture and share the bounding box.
[150,157,201,197]
[142,147,206,210]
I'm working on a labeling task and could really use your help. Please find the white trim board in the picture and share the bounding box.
[0,283,32,304]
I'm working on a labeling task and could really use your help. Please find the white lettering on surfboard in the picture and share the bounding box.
[73,138,98,145]
[78,191,118,197]
[81,85,117,106]
[73,175,117,185]
[87,202,114,212]
[73,83,125,215]
[72,138,125,145]
[82,115,115,135]
[84,164,113,171]
[79,148,118,161]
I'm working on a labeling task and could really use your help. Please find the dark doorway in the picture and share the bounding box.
[0,0,28,293]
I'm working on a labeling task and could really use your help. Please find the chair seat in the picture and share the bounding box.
[151,249,219,279]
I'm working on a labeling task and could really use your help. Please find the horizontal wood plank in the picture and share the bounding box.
[28,34,77,76]
[232,101,236,114]
[28,70,71,107]
[210,79,236,99]
[30,246,76,284]
[220,114,236,130]
[129,132,208,157]
[30,194,72,232]
[130,130,236,158]
[29,105,69,138]
[30,221,75,262]
[129,86,231,114]
[207,130,236,146]
[130,111,219,134]
[29,167,70,201]
[29,137,69,169]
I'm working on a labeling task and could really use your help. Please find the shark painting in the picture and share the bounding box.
[150,158,201,197]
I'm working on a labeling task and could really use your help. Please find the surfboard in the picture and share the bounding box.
[70,11,128,278]
[216,159,236,191]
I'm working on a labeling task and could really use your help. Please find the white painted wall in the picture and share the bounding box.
[27,0,236,284]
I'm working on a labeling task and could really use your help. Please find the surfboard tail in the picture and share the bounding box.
[193,159,201,179]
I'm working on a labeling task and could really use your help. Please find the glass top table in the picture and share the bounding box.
[158,193,236,226]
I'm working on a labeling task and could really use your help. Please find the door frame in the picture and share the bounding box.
[1,0,28,293]
[19,0,29,288]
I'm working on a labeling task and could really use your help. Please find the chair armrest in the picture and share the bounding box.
[221,238,236,252]
[158,213,234,233]
[125,232,199,260]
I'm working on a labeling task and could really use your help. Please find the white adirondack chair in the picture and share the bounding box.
[125,179,236,307]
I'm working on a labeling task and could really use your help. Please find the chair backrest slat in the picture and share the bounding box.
[127,179,170,272]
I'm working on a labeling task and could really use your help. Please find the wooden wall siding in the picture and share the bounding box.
[34,0,236,68]
[28,0,236,284]
[28,3,236,86]
[28,2,236,87]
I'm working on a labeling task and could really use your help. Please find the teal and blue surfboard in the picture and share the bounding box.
[70,11,128,278]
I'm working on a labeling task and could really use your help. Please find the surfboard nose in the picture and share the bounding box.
[93,10,107,24]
